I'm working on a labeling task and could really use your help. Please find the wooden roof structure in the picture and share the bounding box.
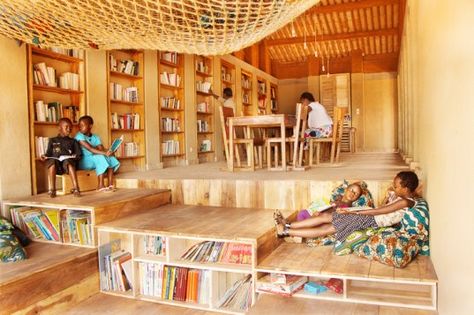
[236,0,406,77]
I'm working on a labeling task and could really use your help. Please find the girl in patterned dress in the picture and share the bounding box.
[275,171,419,243]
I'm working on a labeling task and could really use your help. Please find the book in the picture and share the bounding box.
[306,197,334,215]
[109,135,124,153]
[45,155,76,162]
[257,274,307,296]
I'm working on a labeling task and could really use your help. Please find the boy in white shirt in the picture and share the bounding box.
[300,92,333,138]
[210,87,236,114]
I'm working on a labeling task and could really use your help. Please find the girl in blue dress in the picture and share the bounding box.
[75,115,120,192]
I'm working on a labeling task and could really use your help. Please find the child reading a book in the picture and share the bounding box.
[274,171,419,243]
[75,115,120,192]
[40,118,82,198]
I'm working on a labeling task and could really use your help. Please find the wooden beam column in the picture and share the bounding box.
[307,55,321,100]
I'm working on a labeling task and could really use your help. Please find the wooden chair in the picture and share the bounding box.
[308,106,348,165]
[267,103,308,170]
[219,106,256,171]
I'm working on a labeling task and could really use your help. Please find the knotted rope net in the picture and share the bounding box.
[0,0,319,54]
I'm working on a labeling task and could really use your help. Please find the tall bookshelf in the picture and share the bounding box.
[270,83,278,113]
[159,51,185,166]
[107,50,146,171]
[241,71,252,116]
[257,77,267,115]
[195,56,215,163]
[27,45,86,194]
[220,61,235,101]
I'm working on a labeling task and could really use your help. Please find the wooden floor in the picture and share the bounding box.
[64,293,436,315]
[96,204,293,242]
[117,153,409,181]
[257,243,437,283]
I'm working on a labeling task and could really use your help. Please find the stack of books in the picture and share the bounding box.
[34,136,49,157]
[115,142,140,157]
[161,117,181,132]
[161,52,178,64]
[101,249,133,292]
[162,140,180,155]
[110,55,139,76]
[256,273,308,296]
[143,235,166,256]
[10,207,60,242]
[196,101,210,113]
[197,120,209,132]
[160,97,180,109]
[160,71,181,87]
[196,81,211,93]
[109,83,139,102]
[111,112,140,130]
[200,140,212,152]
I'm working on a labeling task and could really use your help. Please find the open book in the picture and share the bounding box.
[306,198,335,215]
[45,155,76,162]
[109,135,124,153]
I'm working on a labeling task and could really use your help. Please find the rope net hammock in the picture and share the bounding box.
[0,0,319,55]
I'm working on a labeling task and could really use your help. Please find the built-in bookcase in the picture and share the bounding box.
[241,71,252,116]
[257,77,267,115]
[97,228,255,314]
[270,83,278,113]
[107,50,146,171]
[195,56,215,162]
[159,51,185,166]
[27,45,86,194]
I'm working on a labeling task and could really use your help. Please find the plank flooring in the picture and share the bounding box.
[96,204,294,242]
[256,243,438,283]
[64,293,437,315]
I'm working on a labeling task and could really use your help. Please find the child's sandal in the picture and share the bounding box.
[108,185,117,192]
[48,190,56,198]
[71,188,81,197]
[273,209,286,225]
[276,223,290,239]
[98,187,112,193]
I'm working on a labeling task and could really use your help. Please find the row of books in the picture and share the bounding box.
[160,71,181,87]
[242,93,250,104]
[197,120,210,132]
[35,136,49,157]
[200,140,212,152]
[35,100,79,123]
[270,86,277,98]
[195,61,209,74]
[258,97,266,109]
[196,81,211,93]
[102,250,133,292]
[161,52,179,65]
[143,235,166,256]
[196,101,210,113]
[258,82,266,94]
[115,142,140,158]
[109,83,139,103]
[111,112,141,130]
[110,55,140,76]
[241,77,251,89]
[180,241,252,265]
[48,47,84,58]
[161,117,181,132]
[271,99,278,111]
[162,140,180,155]
[33,62,80,90]
[139,263,210,304]
[216,274,252,312]
[221,68,232,82]
[10,207,92,245]
[160,97,181,110]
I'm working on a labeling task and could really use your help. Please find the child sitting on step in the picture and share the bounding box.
[75,115,120,192]
[40,118,82,198]
[274,171,419,243]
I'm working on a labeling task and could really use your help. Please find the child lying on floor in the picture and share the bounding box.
[274,171,419,243]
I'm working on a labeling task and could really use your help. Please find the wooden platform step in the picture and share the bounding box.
[256,243,438,311]
[0,242,99,315]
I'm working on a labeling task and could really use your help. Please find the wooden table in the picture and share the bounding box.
[228,114,296,171]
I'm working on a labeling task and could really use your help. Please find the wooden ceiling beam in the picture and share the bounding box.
[308,0,398,15]
[266,28,398,46]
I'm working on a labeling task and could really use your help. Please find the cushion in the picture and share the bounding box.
[354,198,430,268]
[333,226,396,256]
[0,217,27,263]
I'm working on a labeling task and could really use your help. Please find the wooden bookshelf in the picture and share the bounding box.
[241,71,253,116]
[195,56,215,162]
[257,77,268,115]
[107,50,146,171]
[95,205,269,314]
[270,83,278,113]
[159,51,185,166]
[27,45,86,194]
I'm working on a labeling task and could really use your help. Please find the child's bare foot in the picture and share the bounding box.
[48,190,56,198]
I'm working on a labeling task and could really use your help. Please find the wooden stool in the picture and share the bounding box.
[55,170,97,195]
